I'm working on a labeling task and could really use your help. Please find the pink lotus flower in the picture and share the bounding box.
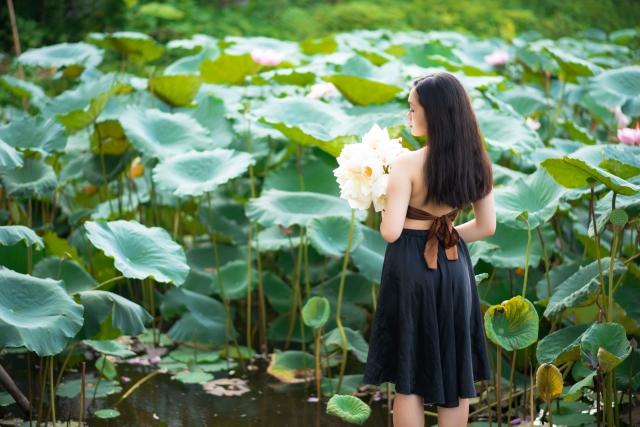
[306,82,337,99]
[525,117,541,130]
[150,356,161,364]
[250,48,285,66]
[484,50,509,66]
[607,106,630,128]
[121,376,131,382]
[617,126,640,145]
[307,397,319,402]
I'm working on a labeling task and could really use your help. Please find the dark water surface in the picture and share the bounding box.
[1,354,440,427]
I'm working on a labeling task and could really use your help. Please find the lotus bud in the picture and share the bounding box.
[279,225,295,235]
[307,82,337,99]
[250,48,285,66]
[484,50,509,66]
[128,157,145,179]
[85,183,98,197]
[607,106,630,128]
[631,337,637,349]
[617,125,640,145]
[525,117,541,130]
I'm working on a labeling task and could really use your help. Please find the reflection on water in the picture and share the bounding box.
[0,354,440,427]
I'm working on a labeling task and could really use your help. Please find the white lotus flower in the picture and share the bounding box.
[307,82,337,99]
[362,124,391,150]
[361,157,384,188]
[525,117,541,130]
[371,174,389,212]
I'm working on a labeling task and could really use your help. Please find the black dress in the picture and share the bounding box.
[362,205,492,408]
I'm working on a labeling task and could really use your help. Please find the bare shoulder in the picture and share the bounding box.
[390,148,425,169]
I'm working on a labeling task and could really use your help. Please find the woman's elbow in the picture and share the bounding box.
[380,226,401,243]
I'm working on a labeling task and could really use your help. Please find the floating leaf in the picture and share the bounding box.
[57,378,121,399]
[152,149,255,197]
[0,267,84,356]
[0,226,44,250]
[94,409,121,419]
[306,215,364,257]
[301,296,331,328]
[175,371,214,384]
[169,347,221,363]
[536,363,564,401]
[266,350,315,384]
[84,339,135,358]
[246,189,366,228]
[484,296,539,351]
[326,395,372,425]
[84,220,189,285]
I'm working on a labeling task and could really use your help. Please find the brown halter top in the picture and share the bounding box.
[405,205,460,270]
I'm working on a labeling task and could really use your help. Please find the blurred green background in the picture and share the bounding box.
[2,0,640,53]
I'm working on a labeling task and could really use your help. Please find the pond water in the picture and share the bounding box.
[0,352,440,427]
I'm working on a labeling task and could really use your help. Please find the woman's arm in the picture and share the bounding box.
[454,189,496,243]
[379,154,412,243]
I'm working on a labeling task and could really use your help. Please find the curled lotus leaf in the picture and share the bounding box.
[200,53,262,85]
[0,157,58,197]
[149,74,203,107]
[484,296,539,351]
[0,138,23,169]
[0,75,49,109]
[17,42,104,71]
[0,116,67,155]
[266,350,315,384]
[537,323,593,365]
[301,297,331,329]
[580,323,631,373]
[0,225,44,250]
[326,394,372,425]
[536,363,564,402]
[91,31,164,62]
[321,74,402,106]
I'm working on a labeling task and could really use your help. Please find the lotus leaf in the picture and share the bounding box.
[120,106,214,160]
[321,75,402,106]
[476,109,544,156]
[84,339,135,358]
[152,149,255,197]
[175,371,214,384]
[306,215,364,257]
[267,314,313,343]
[210,260,258,300]
[615,349,640,392]
[262,271,292,314]
[170,347,220,363]
[349,225,387,283]
[322,327,369,362]
[0,157,58,197]
[262,155,340,196]
[536,363,563,401]
[0,75,49,109]
[564,370,596,402]
[302,297,331,328]
[17,42,103,72]
[33,256,97,293]
[326,394,371,424]
[266,350,315,383]
[484,296,539,351]
[310,271,372,305]
[57,378,121,399]
[544,258,626,318]
[0,267,84,356]
[200,53,262,85]
[150,74,203,107]
[182,95,233,148]
[544,47,601,77]
[95,355,117,380]
[94,409,121,419]
[580,322,631,373]
[253,225,302,251]
[0,138,23,169]
[537,323,593,365]
[246,189,366,228]
[84,220,189,285]
[0,116,67,155]
[83,152,133,187]
[0,225,44,250]
[481,222,555,269]
[587,66,640,109]
[93,31,164,62]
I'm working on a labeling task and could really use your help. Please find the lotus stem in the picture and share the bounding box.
[507,350,517,424]
[296,146,305,191]
[79,362,85,425]
[6,0,28,111]
[334,208,355,395]
[496,346,502,427]
[606,367,615,427]
[589,183,606,308]
[485,380,493,427]
[537,225,552,298]
[468,388,525,417]
[529,357,534,427]
[607,229,619,323]
[254,225,268,355]
[547,78,567,144]
[371,281,377,315]
[28,351,33,426]
[315,326,322,400]
[303,232,311,300]
[36,356,48,427]
[293,230,308,383]
[173,197,181,242]
[285,233,302,350]
[149,279,157,345]
[49,356,56,425]
[522,220,531,297]
[27,197,32,274]
[596,370,602,427]
[54,342,78,393]
[112,370,161,407]
[630,348,634,427]
[95,125,114,215]
[206,192,246,372]
[547,395,553,427]
[246,221,253,353]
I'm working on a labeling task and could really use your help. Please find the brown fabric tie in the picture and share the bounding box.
[406,205,460,270]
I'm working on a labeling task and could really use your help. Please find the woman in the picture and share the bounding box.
[362,72,496,427]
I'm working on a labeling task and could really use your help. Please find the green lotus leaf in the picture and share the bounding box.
[138,328,173,346]
[17,42,103,71]
[544,46,601,77]
[301,296,330,328]
[321,374,368,397]
[252,96,406,156]
[139,2,184,19]
[211,260,258,300]
[175,370,214,384]
[481,222,555,269]
[33,256,97,294]
[558,119,596,145]
[255,69,316,86]
[266,350,315,384]
[246,189,366,228]
[599,145,640,180]
[160,286,232,344]
[321,75,402,106]
[253,225,302,252]
[484,296,539,351]
[94,409,121,419]
[541,156,639,196]
[544,258,626,318]
[0,392,13,407]
[0,116,67,155]
[91,120,131,155]
[197,359,238,372]
[182,95,233,149]
[149,74,203,107]
[120,106,214,160]
[0,157,58,197]
[322,326,369,362]
[300,36,338,55]
[564,370,596,402]
[84,220,189,285]
[0,225,44,250]
[267,314,313,343]
[580,323,631,372]
[169,347,220,363]
[165,44,219,75]
[0,138,23,169]
[263,155,340,196]
[0,75,49,109]
[152,149,255,197]
[200,53,262,85]
[74,290,151,340]
[57,378,121,399]
[84,339,135,358]
[307,215,365,257]
[310,271,372,305]
[537,323,593,365]
[350,225,387,283]
[494,86,550,117]
[466,241,498,267]
[262,271,292,314]
[43,73,119,131]
[95,354,117,380]
[476,109,544,156]
[326,394,371,425]
[0,267,84,356]
[615,349,640,392]
[494,168,567,229]
[536,363,564,401]
[99,31,164,62]
[83,152,134,187]
[587,66,640,109]
[219,345,256,360]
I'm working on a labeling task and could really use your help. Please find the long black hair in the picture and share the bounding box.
[413,72,493,209]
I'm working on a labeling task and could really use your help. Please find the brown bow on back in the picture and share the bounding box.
[406,205,460,270]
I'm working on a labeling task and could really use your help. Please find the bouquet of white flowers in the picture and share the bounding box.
[333,124,409,212]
